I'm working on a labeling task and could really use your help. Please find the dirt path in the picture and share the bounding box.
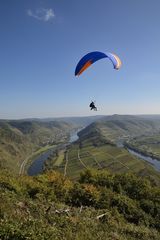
[86,151,103,169]
[77,149,88,169]
[64,150,69,177]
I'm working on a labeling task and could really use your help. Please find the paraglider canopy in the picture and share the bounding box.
[75,51,122,76]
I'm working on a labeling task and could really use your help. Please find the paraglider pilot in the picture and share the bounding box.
[89,101,97,111]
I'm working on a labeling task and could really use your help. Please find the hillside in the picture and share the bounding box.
[0,169,160,240]
[0,116,105,174]
[125,134,160,160]
[1,115,160,239]
[0,120,73,173]
[45,115,160,185]
[78,115,160,143]
[33,115,105,127]
[78,115,160,160]
[45,135,160,185]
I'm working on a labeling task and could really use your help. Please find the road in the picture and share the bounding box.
[19,154,33,175]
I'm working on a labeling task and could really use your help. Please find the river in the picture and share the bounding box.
[27,129,79,176]
[69,129,79,143]
[127,147,160,172]
[116,139,160,172]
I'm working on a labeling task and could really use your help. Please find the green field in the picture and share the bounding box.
[46,138,160,184]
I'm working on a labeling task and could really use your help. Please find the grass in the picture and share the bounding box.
[54,150,65,166]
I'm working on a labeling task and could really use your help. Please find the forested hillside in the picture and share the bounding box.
[0,120,73,173]
[78,115,160,143]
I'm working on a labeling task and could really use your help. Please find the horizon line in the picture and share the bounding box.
[1,113,160,121]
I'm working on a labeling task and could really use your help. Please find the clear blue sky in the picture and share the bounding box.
[0,0,160,119]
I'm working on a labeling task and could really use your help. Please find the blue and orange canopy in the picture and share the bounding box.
[75,51,122,76]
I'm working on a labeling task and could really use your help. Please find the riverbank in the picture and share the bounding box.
[124,143,160,161]
[124,143,160,172]
[27,129,80,176]
[19,145,56,175]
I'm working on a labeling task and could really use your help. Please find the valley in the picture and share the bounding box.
[1,115,160,240]
[1,115,160,179]
[0,119,73,173]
